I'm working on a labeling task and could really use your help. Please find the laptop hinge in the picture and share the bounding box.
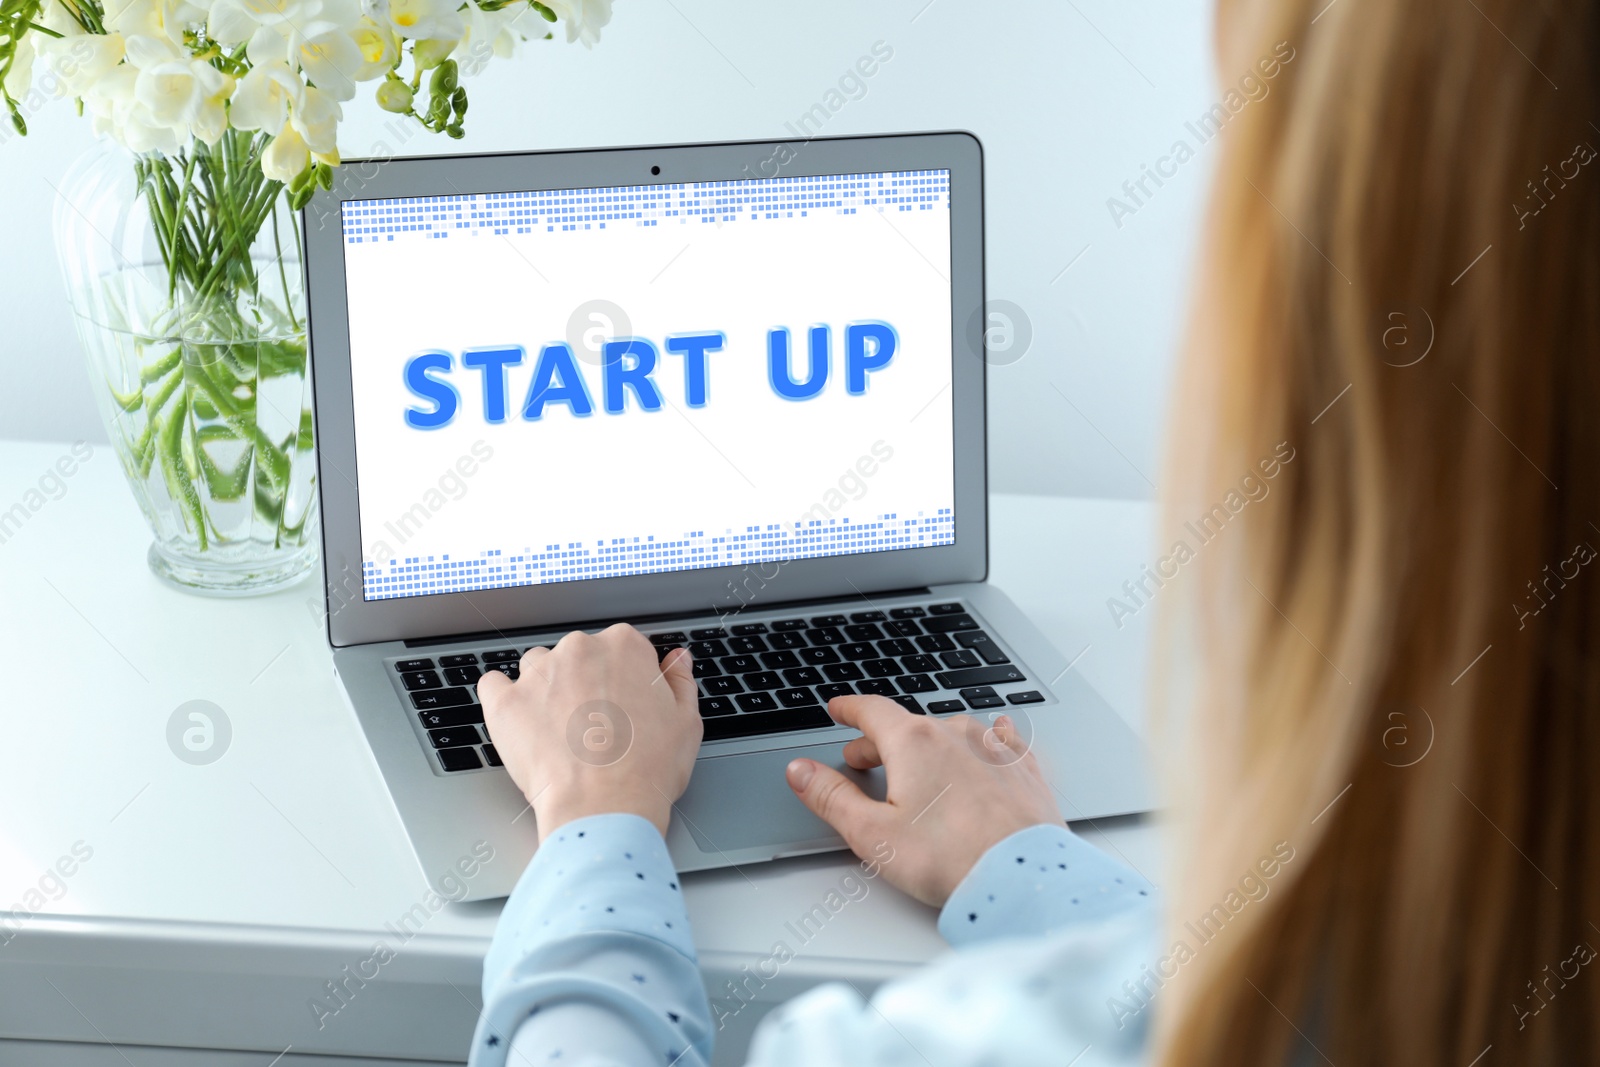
[401,586,936,649]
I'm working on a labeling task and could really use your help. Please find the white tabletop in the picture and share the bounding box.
[0,437,1161,1064]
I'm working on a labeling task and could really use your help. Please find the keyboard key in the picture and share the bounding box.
[699,696,737,717]
[760,649,801,670]
[401,670,442,691]
[823,661,865,682]
[955,630,1012,665]
[936,665,1027,688]
[903,654,940,674]
[810,614,847,627]
[771,618,808,631]
[960,686,1000,702]
[863,658,903,678]
[890,695,925,714]
[704,676,744,696]
[898,674,937,694]
[889,606,927,618]
[769,631,808,651]
[703,705,832,741]
[923,614,980,634]
[941,649,982,669]
[877,638,916,657]
[776,687,819,708]
[483,662,520,680]
[689,639,729,658]
[482,649,520,662]
[443,665,482,687]
[482,744,503,767]
[799,646,840,665]
[807,626,845,645]
[437,747,483,772]
[885,619,922,637]
[915,633,956,653]
[728,635,768,654]
[411,688,474,710]
[691,627,728,640]
[856,678,897,696]
[845,623,885,642]
[692,658,722,679]
[964,693,1004,709]
[929,602,965,615]
[735,691,780,712]
[655,644,684,662]
[816,683,856,702]
[1007,690,1045,705]
[429,726,480,749]
[649,632,688,645]
[783,667,823,687]
[743,671,783,691]
[418,706,484,729]
[850,610,887,623]
[439,653,478,667]
[839,642,877,661]
[928,699,966,713]
[721,654,759,674]
[395,658,434,672]
[731,622,769,635]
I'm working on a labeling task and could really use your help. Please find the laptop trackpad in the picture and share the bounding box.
[677,740,887,854]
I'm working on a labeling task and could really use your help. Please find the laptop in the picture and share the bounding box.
[302,131,1151,902]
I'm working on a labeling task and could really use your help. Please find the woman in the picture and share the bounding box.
[468,0,1600,1062]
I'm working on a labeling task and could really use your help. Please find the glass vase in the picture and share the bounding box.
[53,132,318,596]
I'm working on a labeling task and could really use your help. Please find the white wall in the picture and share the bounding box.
[0,0,1216,500]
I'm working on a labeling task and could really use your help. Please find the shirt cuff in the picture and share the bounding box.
[477,813,698,1036]
[936,823,1156,947]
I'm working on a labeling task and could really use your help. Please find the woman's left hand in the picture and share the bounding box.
[477,624,702,841]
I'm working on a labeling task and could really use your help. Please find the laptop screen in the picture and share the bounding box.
[340,168,956,602]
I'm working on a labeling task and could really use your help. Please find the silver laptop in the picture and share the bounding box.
[302,132,1151,902]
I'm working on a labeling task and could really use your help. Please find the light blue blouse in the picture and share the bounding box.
[472,814,1158,1067]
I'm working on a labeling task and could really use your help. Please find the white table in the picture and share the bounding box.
[0,438,1162,1066]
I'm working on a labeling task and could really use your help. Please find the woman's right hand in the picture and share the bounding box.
[785,695,1064,908]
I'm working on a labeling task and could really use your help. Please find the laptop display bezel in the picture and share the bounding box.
[304,131,987,648]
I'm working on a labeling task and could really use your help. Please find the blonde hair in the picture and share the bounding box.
[1152,0,1600,1063]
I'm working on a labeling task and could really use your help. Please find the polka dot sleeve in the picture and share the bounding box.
[936,823,1157,948]
[471,813,711,1067]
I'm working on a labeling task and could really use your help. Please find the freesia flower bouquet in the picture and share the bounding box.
[0,0,613,593]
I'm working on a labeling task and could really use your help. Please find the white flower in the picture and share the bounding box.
[102,0,192,47]
[349,17,399,80]
[384,0,463,42]
[227,58,305,132]
[40,0,89,36]
[290,83,341,156]
[36,33,128,99]
[189,68,235,142]
[259,83,340,181]
[289,26,365,99]
[209,0,361,47]
[84,65,186,154]
[133,52,234,142]
[544,0,611,48]
[261,119,309,181]
[455,1,518,76]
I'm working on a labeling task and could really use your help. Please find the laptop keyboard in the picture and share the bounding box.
[390,601,1047,773]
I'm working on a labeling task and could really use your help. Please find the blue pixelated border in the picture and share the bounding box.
[361,510,954,601]
[341,169,951,244]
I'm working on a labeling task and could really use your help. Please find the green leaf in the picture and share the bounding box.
[141,348,183,383]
